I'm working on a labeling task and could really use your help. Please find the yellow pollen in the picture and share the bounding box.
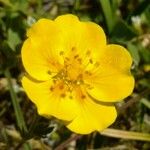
[53,68,84,88]
[52,46,88,90]
[60,93,66,98]
[76,80,81,85]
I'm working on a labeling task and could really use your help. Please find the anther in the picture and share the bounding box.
[65,57,70,61]
[60,93,66,98]
[71,47,76,51]
[52,79,57,84]
[86,50,91,56]
[85,71,92,76]
[89,59,93,64]
[60,51,64,55]
[47,70,51,75]
[77,58,82,64]
[50,86,54,91]
[59,85,64,90]
[78,74,83,78]
[81,95,86,99]
[74,54,79,59]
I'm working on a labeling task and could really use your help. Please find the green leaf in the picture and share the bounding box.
[99,0,116,33]
[0,0,12,7]
[14,1,28,13]
[111,0,119,11]
[128,0,150,20]
[0,42,17,70]
[139,47,150,63]
[7,28,21,51]
[144,6,150,25]
[139,79,150,88]
[141,98,150,109]
[111,19,137,42]
[127,42,140,66]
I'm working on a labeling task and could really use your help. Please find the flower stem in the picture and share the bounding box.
[100,128,150,142]
[55,134,82,150]
[74,0,80,11]
[4,68,28,135]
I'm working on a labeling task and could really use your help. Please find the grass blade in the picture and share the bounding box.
[4,68,27,134]
[101,128,150,142]
[99,0,115,33]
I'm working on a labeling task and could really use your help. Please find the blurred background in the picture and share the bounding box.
[0,0,150,149]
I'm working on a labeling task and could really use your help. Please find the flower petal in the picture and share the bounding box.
[22,39,54,81]
[22,76,117,134]
[22,76,78,121]
[79,21,107,56]
[22,15,107,81]
[55,14,79,25]
[27,18,55,37]
[54,14,106,61]
[22,19,65,81]
[85,44,135,102]
[67,87,117,134]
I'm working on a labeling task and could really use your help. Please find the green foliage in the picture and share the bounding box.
[0,0,150,149]
[127,42,140,66]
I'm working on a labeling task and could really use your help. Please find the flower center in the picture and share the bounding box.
[50,47,87,88]
[49,47,99,96]
[53,68,84,87]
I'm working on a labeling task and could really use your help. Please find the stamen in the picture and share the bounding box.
[81,95,86,99]
[53,79,57,83]
[47,70,51,75]
[51,46,89,91]
[86,50,91,56]
[65,57,70,61]
[85,71,92,76]
[59,85,64,90]
[89,59,93,64]
[71,47,76,51]
[76,80,81,85]
[78,74,83,78]
[77,58,82,64]
[50,86,54,91]
[74,54,79,59]
[60,93,66,98]
[60,51,64,55]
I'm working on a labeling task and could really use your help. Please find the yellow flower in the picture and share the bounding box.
[21,14,134,134]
